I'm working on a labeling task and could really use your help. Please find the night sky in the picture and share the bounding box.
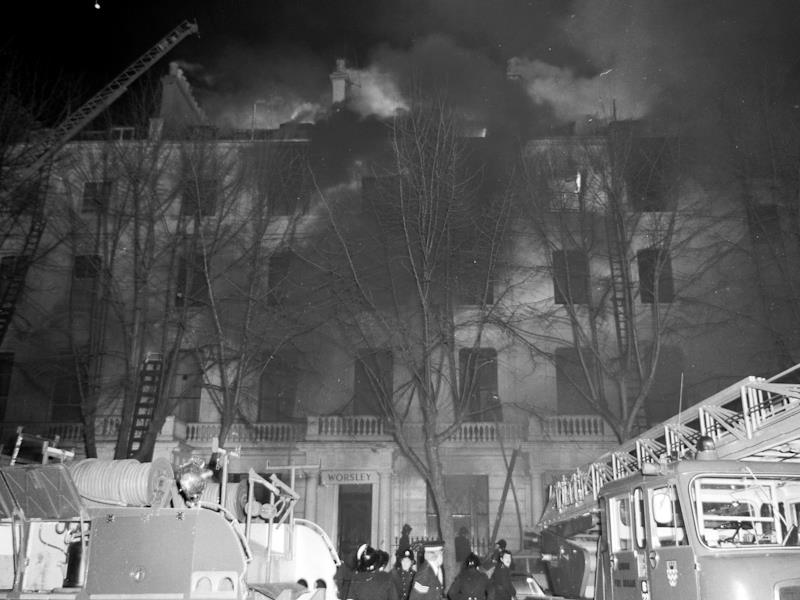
[3,1,800,133]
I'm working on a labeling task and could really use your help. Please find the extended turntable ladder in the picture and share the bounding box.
[540,362,800,528]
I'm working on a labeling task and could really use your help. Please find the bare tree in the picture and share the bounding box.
[314,97,516,582]
[178,131,325,449]
[504,121,737,442]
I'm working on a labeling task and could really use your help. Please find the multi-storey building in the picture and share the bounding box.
[1,60,795,564]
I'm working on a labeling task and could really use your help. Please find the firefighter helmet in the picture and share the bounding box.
[357,544,381,572]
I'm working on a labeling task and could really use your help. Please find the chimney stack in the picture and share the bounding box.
[330,58,349,105]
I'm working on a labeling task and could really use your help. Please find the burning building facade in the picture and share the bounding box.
[1,57,798,563]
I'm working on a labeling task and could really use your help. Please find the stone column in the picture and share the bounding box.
[379,470,391,549]
[305,470,319,522]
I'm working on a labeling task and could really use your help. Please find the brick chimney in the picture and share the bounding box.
[330,58,349,105]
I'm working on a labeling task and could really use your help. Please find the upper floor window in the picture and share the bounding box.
[181,178,218,217]
[555,346,596,415]
[81,179,114,213]
[259,350,299,421]
[353,348,393,416]
[0,353,13,423]
[552,249,589,305]
[459,347,500,421]
[82,180,113,213]
[175,251,208,307]
[267,250,292,306]
[455,253,494,305]
[637,247,674,303]
[169,350,202,423]
[0,255,27,297]
[50,356,85,422]
[623,137,675,212]
[549,170,583,211]
[73,254,102,279]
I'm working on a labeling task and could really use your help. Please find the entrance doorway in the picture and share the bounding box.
[338,484,372,559]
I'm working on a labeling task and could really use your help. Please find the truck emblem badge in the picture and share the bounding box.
[666,561,678,587]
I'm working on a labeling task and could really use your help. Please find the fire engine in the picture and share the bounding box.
[0,439,340,600]
[538,362,800,600]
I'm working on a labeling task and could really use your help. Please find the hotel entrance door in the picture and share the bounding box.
[338,483,372,559]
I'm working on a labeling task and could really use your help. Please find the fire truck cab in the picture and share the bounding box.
[598,455,800,600]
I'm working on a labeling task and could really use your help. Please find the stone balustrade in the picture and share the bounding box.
[3,413,616,452]
[538,414,615,440]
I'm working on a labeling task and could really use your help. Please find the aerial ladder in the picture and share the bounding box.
[125,353,165,459]
[540,361,800,530]
[0,20,199,345]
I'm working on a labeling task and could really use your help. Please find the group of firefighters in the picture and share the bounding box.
[334,538,517,600]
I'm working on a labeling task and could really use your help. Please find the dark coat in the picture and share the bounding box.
[447,567,490,600]
[409,562,444,600]
[391,566,415,600]
[349,570,399,600]
[489,564,515,600]
[454,535,471,564]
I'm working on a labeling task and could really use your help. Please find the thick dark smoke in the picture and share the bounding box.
[175,0,800,138]
[9,0,796,137]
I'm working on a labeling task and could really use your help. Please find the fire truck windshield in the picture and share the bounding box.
[690,473,800,549]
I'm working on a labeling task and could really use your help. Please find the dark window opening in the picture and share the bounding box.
[459,348,500,421]
[267,250,292,306]
[181,178,217,217]
[81,180,112,213]
[353,348,393,416]
[0,255,28,298]
[73,255,102,279]
[257,146,309,216]
[259,350,299,421]
[622,137,675,212]
[0,353,13,423]
[643,346,684,425]
[169,350,201,423]
[456,253,495,305]
[555,347,599,414]
[175,252,208,307]
[637,247,674,303]
[50,358,86,422]
[552,249,589,305]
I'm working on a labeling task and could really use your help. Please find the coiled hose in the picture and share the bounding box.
[67,457,174,507]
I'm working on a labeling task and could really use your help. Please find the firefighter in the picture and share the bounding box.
[409,541,445,600]
[349,544,399,600]
[488,550,515,600]
[447,553,490,600]
[391,548,416,600]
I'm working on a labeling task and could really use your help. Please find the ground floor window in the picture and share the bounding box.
[426,475,490,558]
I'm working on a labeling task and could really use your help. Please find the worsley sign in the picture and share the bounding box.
[322,470,377,485]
